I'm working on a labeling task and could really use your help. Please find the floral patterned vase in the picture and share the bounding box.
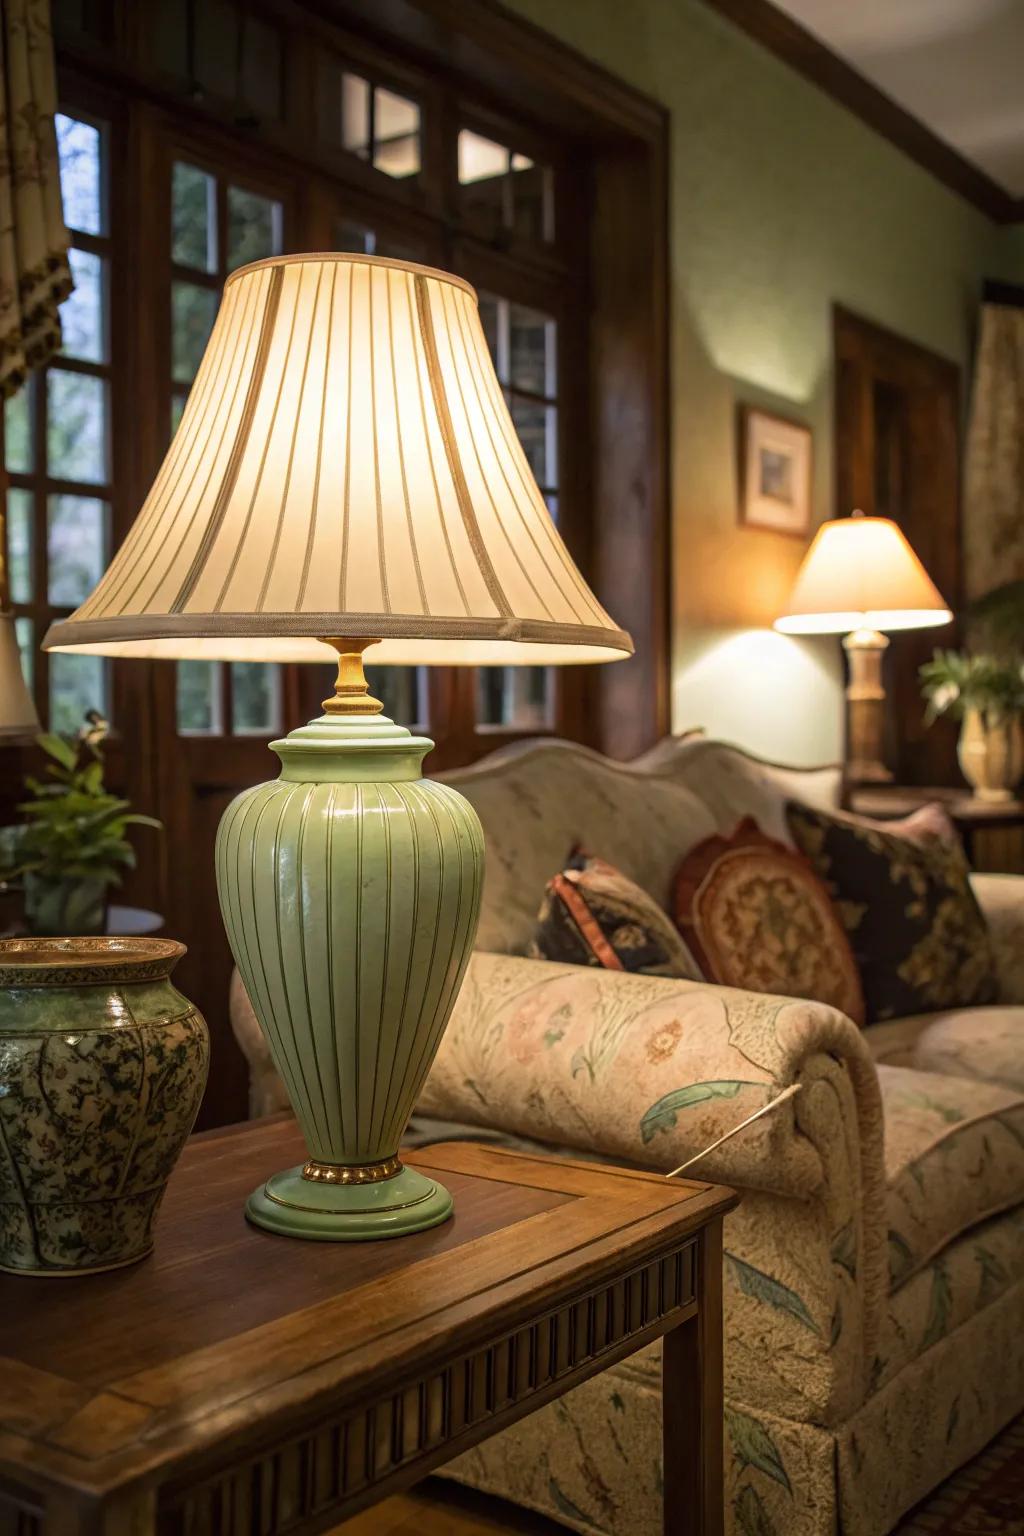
[0,937,209,1276]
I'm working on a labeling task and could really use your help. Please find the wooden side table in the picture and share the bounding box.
[847,784,1024,872]
[0,1117,738,1536]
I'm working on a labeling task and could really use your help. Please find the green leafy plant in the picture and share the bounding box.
[919,649,1024,726]
[9,729,161,890]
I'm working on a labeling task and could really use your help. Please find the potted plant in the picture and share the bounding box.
[919,649,1024,802]
[7,716,162,936]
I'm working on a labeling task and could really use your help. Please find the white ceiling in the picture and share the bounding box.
[771,0,1024,197]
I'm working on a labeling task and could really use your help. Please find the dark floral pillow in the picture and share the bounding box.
[530,851,702,979]
[785,801,999,1023]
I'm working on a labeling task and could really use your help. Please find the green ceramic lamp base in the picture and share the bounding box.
[245,1163,453,1241]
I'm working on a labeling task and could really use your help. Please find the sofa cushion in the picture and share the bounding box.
[443,741,716,954]
[881,1064,1024,1290]
[672,818,865,1023]
[874,1204,1024,1394]
[787,802,999,1023]
[530,851,702,979]
[866,1006,1024,1095]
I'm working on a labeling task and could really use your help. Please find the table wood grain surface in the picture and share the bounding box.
[0,1116,737,1536]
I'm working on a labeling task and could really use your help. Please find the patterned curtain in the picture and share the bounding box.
[964,293,1024,601]
[0,0,71,400]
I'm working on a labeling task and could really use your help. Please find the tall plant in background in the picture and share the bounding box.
[7,716,161,935]
[920,650,1024,803]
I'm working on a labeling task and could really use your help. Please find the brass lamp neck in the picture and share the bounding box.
[321,638,384,717]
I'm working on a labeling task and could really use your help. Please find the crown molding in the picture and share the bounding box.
[700,0,1021,224]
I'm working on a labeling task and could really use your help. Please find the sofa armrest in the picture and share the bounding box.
[423,953,889,1392]
[423,954,882,1197]
[972,872,1024,1003]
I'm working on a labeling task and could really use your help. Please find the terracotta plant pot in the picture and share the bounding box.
[957,709,1024,803]
[0,937,209,1276]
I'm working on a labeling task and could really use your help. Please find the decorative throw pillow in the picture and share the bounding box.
[785,801,999,1023]
[530,851,702,979]
[672,817,866,1023]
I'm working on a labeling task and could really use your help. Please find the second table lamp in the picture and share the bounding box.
[775,510,951,782]
[44,252,632,1240]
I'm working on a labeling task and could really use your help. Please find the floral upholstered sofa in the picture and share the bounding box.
[231,735,1024,1536]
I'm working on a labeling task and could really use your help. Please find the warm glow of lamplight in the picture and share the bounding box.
[44,253,631,667]
[774,513,951,636]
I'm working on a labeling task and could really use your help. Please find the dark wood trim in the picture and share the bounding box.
[698,0,1020,224]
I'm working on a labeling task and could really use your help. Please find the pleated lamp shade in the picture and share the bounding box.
[774,513,952,635]
[45,254,631,667]
[0,612,39,740]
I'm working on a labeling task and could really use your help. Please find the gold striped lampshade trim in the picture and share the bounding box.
[45,253,632,666]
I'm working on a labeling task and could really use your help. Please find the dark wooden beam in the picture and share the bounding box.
[699,0,1020,224]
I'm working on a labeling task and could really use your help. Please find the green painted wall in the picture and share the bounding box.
[507,0,1015,763]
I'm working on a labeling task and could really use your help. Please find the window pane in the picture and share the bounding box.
[513,160,553,243]
[7,488,33,603]
[50,652,108,735]
[341,72,371,158]
[47,495,109,605]
[47,370,107,484]
[170,393,186,435]
[373,88,420,178]
[227,186,281,270]
[55,114,103,235]
[510,398,557,488]
[172,282,218,383]
[458,129,508,185]
[477,667,552,729]
[172,162,217,272]
[14,617,33,691]
[177,660,222,734]
[231,662,281,734]
[366,666,425,727]
[4,386,34,473]
[60,247,106,363]
[510,305,555,397]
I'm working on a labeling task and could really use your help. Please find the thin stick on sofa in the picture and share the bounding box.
[664,1083,803,1178]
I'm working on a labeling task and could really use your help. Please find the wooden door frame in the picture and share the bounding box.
[832,304,962,784]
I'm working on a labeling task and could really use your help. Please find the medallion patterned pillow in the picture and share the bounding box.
[785,801,999,1023]
[672,817,865,1023]
[530,851,702,979]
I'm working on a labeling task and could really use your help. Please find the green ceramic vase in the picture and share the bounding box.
[0,937,209,1276]
[216,710,484,1241]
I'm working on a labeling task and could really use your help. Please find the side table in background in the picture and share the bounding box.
[847,785,1024,873]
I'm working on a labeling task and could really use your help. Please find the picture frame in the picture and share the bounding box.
[738,407,813,536]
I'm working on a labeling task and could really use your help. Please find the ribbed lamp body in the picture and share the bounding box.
[215,713,483,1239]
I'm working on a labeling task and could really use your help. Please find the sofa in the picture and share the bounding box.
[231,735,1024,1536]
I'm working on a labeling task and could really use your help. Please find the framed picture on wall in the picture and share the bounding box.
[739,407,812,535]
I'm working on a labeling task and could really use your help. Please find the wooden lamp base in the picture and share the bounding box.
[843,627,892,784]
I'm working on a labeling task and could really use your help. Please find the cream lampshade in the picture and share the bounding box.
[775,511,951,782]
[44,253,631,1242]
[46,254,630,666]
[0,613,38,741]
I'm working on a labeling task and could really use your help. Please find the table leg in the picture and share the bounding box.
[662,1218,725,1536]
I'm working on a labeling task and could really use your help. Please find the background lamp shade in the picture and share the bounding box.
[0,613,39,740]
[774,514,952,635]
[43,253,631,666]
